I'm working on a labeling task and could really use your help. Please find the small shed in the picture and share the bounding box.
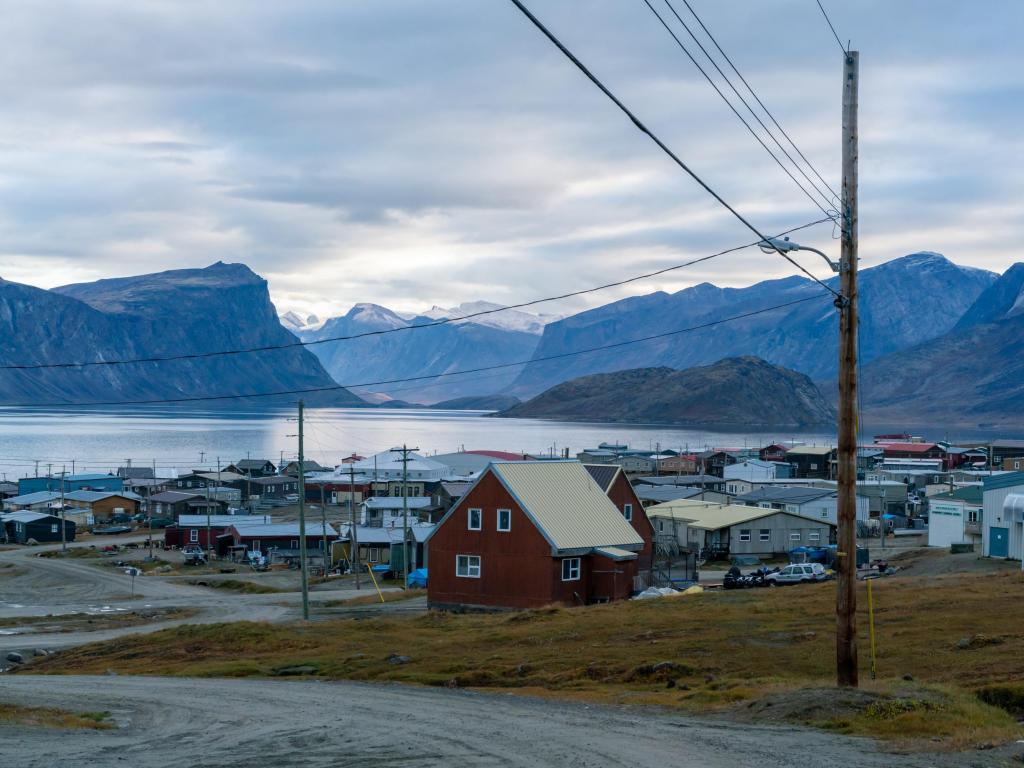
[1,511,76,544]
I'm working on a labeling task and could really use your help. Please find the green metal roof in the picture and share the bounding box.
[983,472,1024,492]
[930,486,983,504]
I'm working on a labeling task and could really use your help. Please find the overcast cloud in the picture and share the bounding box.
[0,0,1020,319]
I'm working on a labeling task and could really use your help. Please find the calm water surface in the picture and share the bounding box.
[0,407,840,479]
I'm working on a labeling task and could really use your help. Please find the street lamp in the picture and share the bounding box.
[759,236,841,273]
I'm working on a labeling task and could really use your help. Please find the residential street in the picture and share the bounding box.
[0,675,1009,768]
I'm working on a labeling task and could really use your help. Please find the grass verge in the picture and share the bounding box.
[187,579,284,594]
[326,588,426,607]
[0,703,112,730]
[23,570,1024,750]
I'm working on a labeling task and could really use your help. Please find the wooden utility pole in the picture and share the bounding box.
[398,444,420,586]
[297,400,310,620]
[350,462,360,590]
[59,464,67,554]
[835,49,860,688]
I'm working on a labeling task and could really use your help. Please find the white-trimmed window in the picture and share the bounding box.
[468,508,482,530]
[808,531,821,542]
[759,529,770,542]
[456,554,481,578]
[561,558,581,581]
[738,529,751,542]
[368,546,380,563]
[497,508,511,532]
[623,503,633,522]
[790,531,801,541]
[50,524,58,533]
[189,529,199,543]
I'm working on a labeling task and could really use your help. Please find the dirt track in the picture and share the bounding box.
[0,675,1008,768]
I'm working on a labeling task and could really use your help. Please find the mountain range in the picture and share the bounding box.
[499,357,836,428]
[0,263,360,407]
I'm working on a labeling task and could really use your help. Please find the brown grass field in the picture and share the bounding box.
[0,703,112,730]
[22,569,1024,749]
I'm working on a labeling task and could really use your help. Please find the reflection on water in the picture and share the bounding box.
[0,405,1006,478]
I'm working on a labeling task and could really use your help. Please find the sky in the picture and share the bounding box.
[0,0,1021,321]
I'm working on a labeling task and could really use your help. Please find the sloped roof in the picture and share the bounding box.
[64,490,142,503]
[1,510,56,523]
[881,443,940,453]
[488,461,642,553]
[583,464,620,493]
[734,487,835,505]
[363,497,433,510]
[4,491,61,506]
[176,514,272,527]
[633,485,704,503]
[785,445,835,456]
[930,487,983,504]
[649,500,831,531]
[231,522,338,537]
[151,491,202,503]
[235,459,275,469]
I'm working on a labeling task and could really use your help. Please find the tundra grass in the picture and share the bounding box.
[326,588,426,607]
[0,703,112,730]
[26,570,1024,749]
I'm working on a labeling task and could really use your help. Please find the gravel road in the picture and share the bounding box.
[0,675,1010,768]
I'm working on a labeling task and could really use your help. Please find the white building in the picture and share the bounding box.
[359,496,434,527]
[350,449,449,483]
[724,459,778,483]
[927,487,983,548]
[982,473,1024,561]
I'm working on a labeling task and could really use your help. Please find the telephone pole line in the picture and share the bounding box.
[350,462,360,590]
[59,464,67,554]
[835,49,860,688]
[397,444,419,586]
[297,400,310,620]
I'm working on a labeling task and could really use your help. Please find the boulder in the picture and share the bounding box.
[386,654,411,665]
[5,652,23,664]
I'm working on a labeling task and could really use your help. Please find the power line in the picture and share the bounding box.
[4,293,832,408]
[642,0,835,213]
[506,0,841,299]
[670,0,840,204]
[0,217,833,372]
[815,0,848,54]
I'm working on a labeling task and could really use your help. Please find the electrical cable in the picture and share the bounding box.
[4,292,832,408]
[670,0,840,204]
[644,0,836,212]
[506,0,841,299]
[815,0,847,54]
[0,217,833,372]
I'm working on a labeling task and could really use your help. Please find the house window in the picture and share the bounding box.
[468,508,482,530]
[497,508,511,532]
[785,504,798,513]
[758,502,772,509]
[658,520,665,532]
[810,463,818,470]
[291,539,298,549]
[790,531,801,541]
[738,529,751,542]
[189,529,199,543]
[623,503,633,522]
[968,509,980,523]
[561,558,581,581]
[456,554,481,578]
[51,524,58,533]
[759,529,770,542]
[809,531,821,541]
[368,547,380,563]
[187,481,192,488]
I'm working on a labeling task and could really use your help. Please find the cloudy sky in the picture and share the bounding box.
[1,0,1020,320]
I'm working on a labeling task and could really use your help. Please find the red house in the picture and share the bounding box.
[880,442,952,470]
[583,464,654,576]
[426,461,645,610]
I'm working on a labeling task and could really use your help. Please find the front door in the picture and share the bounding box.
[990,527,1010,558]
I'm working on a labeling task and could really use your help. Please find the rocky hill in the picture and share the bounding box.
[0,263,361,407]
[859,262,1024,428]
[498,357,836,428]
[506,253,996,398]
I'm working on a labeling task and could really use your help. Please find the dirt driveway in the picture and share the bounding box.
[0,675,1011,768]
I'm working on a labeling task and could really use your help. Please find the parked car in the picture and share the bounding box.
[110,513,133,524]
[91,525,133,536]
[765,563,829,585]
[284,494,299,503]
[147,517,173,529]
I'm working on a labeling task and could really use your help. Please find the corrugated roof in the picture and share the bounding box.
[151,491,201,503]
[231,522,338,537]
[657,502,831,531]
[594,546,638,561]
[64,490,142,503]
[983,472,1024,492]
[930,487,983,504]
[881,443,940,453]
[489,461,643,553]
[176,515,272,527]
[363,497,432,510]
[634,485,704,503]
[1,510,55,523]
[4,491,61,505]
[735,487,835,504]
[785,445,834,456]
[583,464,620,492]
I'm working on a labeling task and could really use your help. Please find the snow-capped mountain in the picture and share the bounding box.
[420,301,561,335]
[279,311,323,333]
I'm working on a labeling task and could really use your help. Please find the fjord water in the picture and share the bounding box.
[0,407,839,478]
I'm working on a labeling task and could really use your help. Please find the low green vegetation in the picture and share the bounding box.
[188,579,284,594]
[0,703,112,730]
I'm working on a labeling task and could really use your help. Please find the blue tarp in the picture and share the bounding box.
[371,564,392,575]
[407,568,428,588]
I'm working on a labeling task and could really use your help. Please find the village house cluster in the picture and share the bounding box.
[2,435,1022,608]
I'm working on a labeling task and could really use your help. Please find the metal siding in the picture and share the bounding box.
[492,462,643,551]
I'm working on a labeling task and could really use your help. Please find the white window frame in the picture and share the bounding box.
[759,529,771,542]
[51,524,59,533]
[368,546,380,563]
[456,554,481,578]
[468,508,482,531]
[623,503,633,522]
[738,529,751,542]
[808,531,821,542]
[790,531,802,541]
[497,508,511,532]
[561,557,581,581]
[189,529,199,543]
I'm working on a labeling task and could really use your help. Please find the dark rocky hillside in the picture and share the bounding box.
[0,262,361,406]
[499,356,836,428]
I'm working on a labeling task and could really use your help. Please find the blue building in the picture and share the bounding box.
[17,473,124,496]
